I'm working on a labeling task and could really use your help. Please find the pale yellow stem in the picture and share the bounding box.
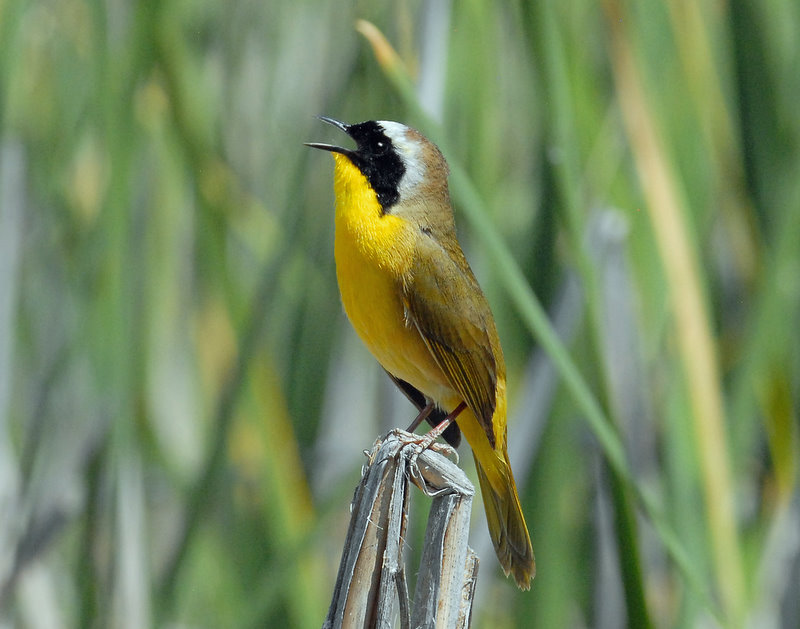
[603,3,746,624]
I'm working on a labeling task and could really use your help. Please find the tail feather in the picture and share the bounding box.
[474,453,535,589]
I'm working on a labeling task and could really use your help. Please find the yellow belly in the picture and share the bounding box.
[335,231,452,402]
[336,228,509,483]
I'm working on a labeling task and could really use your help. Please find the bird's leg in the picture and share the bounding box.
[404,402,468,487]
[391,402,465,466]
[415,402,466,452]
[405,402,435,433]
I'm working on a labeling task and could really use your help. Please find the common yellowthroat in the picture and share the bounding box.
[307,117,535,589]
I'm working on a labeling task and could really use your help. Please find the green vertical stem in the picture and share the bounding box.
[87,0,157,622]
[78,446,104,628]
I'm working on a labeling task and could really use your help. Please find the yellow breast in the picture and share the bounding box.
[331,154,449,398]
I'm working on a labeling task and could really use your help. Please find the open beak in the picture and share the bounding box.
[305,116,354,155]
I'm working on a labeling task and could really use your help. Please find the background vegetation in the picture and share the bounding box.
[1,0,798,626]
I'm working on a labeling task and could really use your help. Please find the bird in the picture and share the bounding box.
[306,117,535,589]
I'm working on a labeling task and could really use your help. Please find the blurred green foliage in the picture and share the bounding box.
[0,0,798,627]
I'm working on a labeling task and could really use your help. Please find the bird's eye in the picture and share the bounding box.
[374,140,387,154]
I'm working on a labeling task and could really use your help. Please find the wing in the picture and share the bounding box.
[383,370,461,447]
[401,236,499,448]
